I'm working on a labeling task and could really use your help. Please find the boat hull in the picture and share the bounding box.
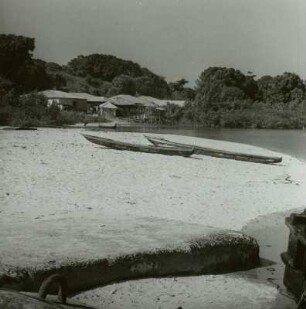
[98,122,117,129]
[145,135,282,164]
[82,134,194,157]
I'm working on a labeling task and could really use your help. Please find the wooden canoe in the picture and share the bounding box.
[16,127,38,130]
[98,122,117,129]
[2,126,38,130]
[145,135,282,164]
[82,134,194,157]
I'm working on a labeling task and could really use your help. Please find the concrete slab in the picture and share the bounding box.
[0,217,258,294]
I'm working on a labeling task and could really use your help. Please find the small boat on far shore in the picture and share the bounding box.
[15,127,38,130]
[145,135,282,164]
[98,122,117,129]
[2,126,38,131]
[82,134,194,157]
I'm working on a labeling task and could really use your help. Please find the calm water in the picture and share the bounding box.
[115,125,306,161]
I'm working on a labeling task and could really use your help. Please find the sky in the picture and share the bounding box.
[0,0,305,85]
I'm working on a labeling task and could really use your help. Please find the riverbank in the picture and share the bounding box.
[0,128,305,307]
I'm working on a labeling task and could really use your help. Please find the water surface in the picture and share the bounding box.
[116,125,306,161]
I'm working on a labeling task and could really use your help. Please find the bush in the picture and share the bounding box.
[0,90,18,125]
[182,100,306,129]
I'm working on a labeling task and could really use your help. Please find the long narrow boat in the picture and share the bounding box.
[16,127,38,130]
[2,126,38,130]
[98,122,117,129]
[81,134,194,157]
[145,135,282,164]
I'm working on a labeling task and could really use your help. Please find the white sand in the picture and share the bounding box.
[0,128,305,307]
[1,129,305,230]
[73,274,295,309]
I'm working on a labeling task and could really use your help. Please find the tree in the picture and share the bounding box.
[195,67,258,102]
[169,78,188,92]
[169,78,195,100]
[0,89,19,124]
[0,34,51,93]
[0,34,35,78]
[46,62,63,72]
[134,73,169,98]
[14,59,51,91]
[66,53,170,98]
[66,54,143,81]
[112,75,136,95]
[257,73,306,103]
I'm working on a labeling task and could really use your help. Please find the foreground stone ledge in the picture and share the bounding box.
[0,219,259,295]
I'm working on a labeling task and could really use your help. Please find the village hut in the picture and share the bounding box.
[99,102,118,119]
[133,96,158,121]
[159,99,186,108]
[104,95,142,117]
[39,90,108,113]
[40,90,88,112]
[86,96,107,113]
[96,94,186,121]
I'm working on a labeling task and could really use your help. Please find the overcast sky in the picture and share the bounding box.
[1,0,305,84]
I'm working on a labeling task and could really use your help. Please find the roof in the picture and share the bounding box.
[68,92,95,100]
[40,90,89,100]
[87,96,107,103]
[106,95,143,106]
[136,96,161,107]
[39,90,107,103]
[99,102,118,109]
[157,100,186,107]
[40,90,72,99]
[137,96,185,108]
[39,91,185,108]
[105,95,167,107]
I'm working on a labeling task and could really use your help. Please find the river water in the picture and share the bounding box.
[116,125,306,161]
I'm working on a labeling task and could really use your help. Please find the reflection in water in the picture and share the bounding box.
[116,125,306,161]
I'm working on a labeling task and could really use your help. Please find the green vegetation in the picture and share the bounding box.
[0,35,51,93]
[0,92,94,126]
[0,34,305,128]
[56,54,170,98]
[183,67,306,129]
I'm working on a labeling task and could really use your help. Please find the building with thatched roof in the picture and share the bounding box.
[102,95,142,117]
[105,95,141,106]
[39,90,107,113]
[39,90,186,117]
[102,95,186,119]
[86,96,107,113]
[159,99,186,108]
[40,90,88,112]
[99,102,118,119]
[136,96,162,108]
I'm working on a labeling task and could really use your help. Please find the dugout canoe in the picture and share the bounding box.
[98,122,117,129]
[82,134,194,157]
[145,135,282,164]
[2,126,38,130]
[16,126,38,130]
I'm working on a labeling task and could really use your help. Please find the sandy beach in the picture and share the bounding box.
[0,128,305,307]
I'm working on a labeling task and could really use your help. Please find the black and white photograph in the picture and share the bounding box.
[0,0,305,308]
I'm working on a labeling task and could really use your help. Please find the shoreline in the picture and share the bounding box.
[0,129,305,307]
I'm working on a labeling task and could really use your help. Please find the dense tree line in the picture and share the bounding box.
[0,34,305,128]
[54,54,171,98]
[183,67,306,128]
[0,34,175,99]
[0,34,51,94]
[0,34,176,125]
